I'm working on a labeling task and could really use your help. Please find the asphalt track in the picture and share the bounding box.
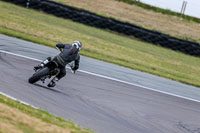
[1,51,200,133]
[1,34,200,102]
[1,35,200,133]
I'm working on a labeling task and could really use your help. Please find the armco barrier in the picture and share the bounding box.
[2,0,200,57]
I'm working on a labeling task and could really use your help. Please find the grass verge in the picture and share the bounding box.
[0,1,200,87]
[0,94,93,133]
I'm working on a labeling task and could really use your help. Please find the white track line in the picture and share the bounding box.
[1,50,200,104]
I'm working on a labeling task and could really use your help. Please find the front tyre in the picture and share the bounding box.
[28,67,50,84]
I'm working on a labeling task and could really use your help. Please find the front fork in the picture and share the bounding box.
[34,57,51,72]
[41,57,51,67]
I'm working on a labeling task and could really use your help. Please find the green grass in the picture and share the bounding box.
[0,1,200,87]
[0,94,93,133]
[117,0,200,23]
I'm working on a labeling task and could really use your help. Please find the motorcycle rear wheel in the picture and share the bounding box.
[28,67,50,84]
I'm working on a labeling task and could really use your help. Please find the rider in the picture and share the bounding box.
[35,41,82,87]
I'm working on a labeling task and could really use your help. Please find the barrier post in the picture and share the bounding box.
[182,1,187,14]
[26,0,30,8]
[181,1,187,14]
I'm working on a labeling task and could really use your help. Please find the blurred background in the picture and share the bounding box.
[140,0,200,18]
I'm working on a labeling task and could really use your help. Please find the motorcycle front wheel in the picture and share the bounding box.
[28,67,50,84]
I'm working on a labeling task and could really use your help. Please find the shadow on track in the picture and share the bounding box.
[33,83,72,97]
[34,83,63,94]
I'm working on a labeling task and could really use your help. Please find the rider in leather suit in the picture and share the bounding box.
[36,41,82,87]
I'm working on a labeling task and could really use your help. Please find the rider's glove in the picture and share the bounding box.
[72,66,78,71]
[72,67,78,74]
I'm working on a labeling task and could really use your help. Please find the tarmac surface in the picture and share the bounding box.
[1,34,200,133]
[1,34,200,102]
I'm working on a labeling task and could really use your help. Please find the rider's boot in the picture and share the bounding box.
[34,57,51,71]
[34,65,43,71]
[48,77,59,87]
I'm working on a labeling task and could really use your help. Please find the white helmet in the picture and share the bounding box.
[72,41,82,50]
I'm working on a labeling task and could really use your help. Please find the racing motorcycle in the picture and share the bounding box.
[28,48,75,85]
[28,58,59,84]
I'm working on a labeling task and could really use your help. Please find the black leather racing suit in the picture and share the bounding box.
[53,43,80,80]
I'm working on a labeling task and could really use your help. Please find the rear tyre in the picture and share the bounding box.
[28,67,50,84]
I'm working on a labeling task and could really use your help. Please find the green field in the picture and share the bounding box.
[0,1,200,87]
[0,94,93,133]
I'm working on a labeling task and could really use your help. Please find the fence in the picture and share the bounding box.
[2,0,200,57]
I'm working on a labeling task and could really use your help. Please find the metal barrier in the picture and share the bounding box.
[3,0,200,57]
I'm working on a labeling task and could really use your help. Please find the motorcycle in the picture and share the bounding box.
[28,48,75,85]
[28,58,60,84]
